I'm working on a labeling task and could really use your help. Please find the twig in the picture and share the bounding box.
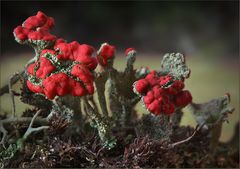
[1,117,47,125]
[17,110,49,150]
[8,72,22,117]
[22,110,49,140]
[96,146,105,158]
[0,70,24,96]
[163,123,205,149]
[0,113,48,152]
[0,121,7,148]
[8,76,16,117]
[0,57,35,97]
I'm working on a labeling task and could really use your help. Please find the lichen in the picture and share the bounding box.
[0,11,237,168]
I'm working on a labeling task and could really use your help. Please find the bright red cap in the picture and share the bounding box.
[174,90,192,107]
[133,71,192,116]
[125,48,136,56]
[166,80,184,95]
[13,11,56,42]
[134,79,149,95]
[16,12,97,100]
[54,40,97,70]
[97,43,115,67]
[27,80,44,93]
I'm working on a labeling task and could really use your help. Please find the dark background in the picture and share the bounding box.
[1,1,239,59]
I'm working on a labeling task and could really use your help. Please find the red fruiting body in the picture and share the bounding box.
[15,11,98,100]
[40,72,91,100]
[68,79,86,96]
[27,50,56,79]
[54,40,97,70]
[97,43,115,67]
[148,99,161,116]
[27,30,56,41]
[27,80,44,93]
[167,80,184,95]
[152,86,165,98]
[145,71,158,86]
[158,75,172,86]
[13,11,56,42]
[27,63,36,75]
[35,58,55,79]
[143,90,154,105]
[71,64,93,84]
[134,79,149,95]
[174,90,192,107]
[134,72,192,116]
[125,48,136,56]
[42,73,70,99]
[73,44,97,71]
[162,101,175,115]
[26,55,96,99]
[14,26,30,41]
[71,64,94,94]
[23,11,51,29]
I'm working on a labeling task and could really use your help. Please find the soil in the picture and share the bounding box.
[1,108,239,168]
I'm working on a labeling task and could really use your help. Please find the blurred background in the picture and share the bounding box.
[0,1,239,142]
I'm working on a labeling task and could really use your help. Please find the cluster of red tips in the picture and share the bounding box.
[134,71,192,116]
[13,11,99,100]
[54,39,97,70]
[97,43,115,67]
[42,72,92,100]
[26,48,96,99]
[13,11,56,42]
[27,50,56,79]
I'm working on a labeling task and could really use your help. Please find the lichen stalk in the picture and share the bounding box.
[82,97,115,149]
[94,72,109,117]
